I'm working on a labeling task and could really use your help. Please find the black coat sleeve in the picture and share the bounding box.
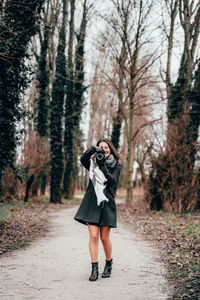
[99,163,123,186]
[80,146,96,170]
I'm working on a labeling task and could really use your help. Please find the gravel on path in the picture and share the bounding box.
[0,206,172,300]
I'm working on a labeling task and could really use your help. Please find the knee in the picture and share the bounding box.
[100,234,109,244]
[90,233,99,244]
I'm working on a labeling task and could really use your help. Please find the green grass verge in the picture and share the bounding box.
[61,197,81,203]
[35,195,81,204]
[0,201,25,222]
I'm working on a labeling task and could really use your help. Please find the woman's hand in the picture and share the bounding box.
[91,146,99,159]
[92,152,97,159]
[91,146,104,158]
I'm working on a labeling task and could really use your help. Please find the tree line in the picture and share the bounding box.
[0,0,199,213]
[86,0,200,212]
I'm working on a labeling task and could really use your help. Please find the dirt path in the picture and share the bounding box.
[0,206,172,300]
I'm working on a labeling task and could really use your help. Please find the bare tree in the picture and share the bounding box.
[95,0,161,205]
[87,50,118,147]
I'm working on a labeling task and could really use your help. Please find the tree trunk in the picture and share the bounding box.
[50,0,68,203]
[63,0,75,197]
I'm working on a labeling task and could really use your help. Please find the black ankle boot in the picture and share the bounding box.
[102,259,113,278]
[89,262,99,281]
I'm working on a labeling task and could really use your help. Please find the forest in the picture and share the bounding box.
[0,0,199,212]
[0,0,200,298]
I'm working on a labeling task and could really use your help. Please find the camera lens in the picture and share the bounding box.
[97,153,104,160]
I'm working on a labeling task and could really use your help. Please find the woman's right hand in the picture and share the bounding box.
[88,146,103,159]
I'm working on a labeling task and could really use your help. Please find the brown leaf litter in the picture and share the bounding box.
[117,204,200,299]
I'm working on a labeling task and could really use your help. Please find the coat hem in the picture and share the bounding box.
[74,217,117,228]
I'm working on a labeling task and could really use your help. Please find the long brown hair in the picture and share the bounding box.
[96,138,120,161]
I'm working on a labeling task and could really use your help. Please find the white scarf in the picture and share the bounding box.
[89,159,109,206]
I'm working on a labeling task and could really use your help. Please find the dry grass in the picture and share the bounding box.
[116,186,148,210]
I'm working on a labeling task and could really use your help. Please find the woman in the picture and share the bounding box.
[74,138,122,281]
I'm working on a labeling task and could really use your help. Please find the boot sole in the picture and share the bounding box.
[89,278,98,281]
[101,274,111,278]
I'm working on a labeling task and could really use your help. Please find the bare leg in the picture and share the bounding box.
[100,226,112,260]
[88,225,100,262]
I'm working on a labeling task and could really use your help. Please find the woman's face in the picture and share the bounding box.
[98,141,111,157]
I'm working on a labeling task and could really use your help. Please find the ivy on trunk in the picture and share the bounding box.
[50,0,67,203]
[0,0,45,199]
[63,0,87,198]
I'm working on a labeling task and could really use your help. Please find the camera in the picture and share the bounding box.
[96,147,106,162]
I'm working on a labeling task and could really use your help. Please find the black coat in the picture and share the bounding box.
[74,146,123,228]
